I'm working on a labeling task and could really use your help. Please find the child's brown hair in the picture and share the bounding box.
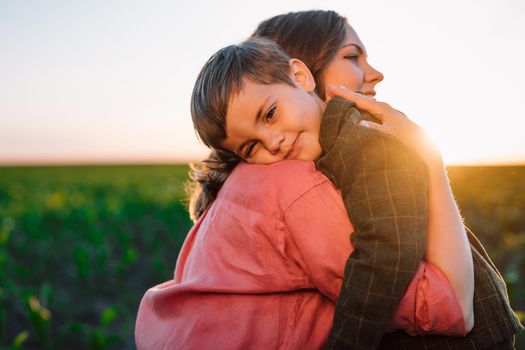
[189,37,296,220]
[190,36,295,151]
[189,11,349,221]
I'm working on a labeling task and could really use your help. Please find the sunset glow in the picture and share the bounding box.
[1,0,524,165]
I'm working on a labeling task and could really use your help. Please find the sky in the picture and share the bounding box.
[1,0,524,165]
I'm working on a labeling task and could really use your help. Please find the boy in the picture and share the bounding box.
[190,37,522,349]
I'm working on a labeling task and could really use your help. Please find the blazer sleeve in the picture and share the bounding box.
[316,96,430,349]
[283,180,465,337]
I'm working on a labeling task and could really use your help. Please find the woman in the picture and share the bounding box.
[135,10,521,350]
[137,39,465,350]
[251,10,521,349]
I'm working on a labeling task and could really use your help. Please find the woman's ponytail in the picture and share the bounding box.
[186,149,241,222]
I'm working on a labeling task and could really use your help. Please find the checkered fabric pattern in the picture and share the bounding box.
[317,97,523,349]
[316,96,429,349]
[376,228,523,350]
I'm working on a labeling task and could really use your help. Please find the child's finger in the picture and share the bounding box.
[361,116,419,140]
[328,85,413,127]
[359,120,382,130]
[358,120,388,133]
[327,85,384,115]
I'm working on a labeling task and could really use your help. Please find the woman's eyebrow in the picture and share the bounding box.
[341,43,365,54]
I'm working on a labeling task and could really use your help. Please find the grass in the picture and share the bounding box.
[0,165,193,349]
[0,164,523,349]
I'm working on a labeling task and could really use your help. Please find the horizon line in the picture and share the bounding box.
[1,159,525,168]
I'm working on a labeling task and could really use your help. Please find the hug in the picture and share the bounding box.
[136,10,523,350]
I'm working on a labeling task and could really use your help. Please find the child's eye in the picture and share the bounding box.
[265,106,277,122]
[245,142,257,158]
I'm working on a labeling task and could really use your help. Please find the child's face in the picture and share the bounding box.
[221,61,324,165]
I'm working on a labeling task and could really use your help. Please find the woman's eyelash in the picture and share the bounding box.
[344,54,359,61]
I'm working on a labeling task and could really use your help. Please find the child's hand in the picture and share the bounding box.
[327,85,442,166]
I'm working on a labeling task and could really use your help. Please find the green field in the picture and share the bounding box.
[0,164,523,349]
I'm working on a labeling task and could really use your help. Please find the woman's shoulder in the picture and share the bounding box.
[218,160,331,215]
[231,160,327,192]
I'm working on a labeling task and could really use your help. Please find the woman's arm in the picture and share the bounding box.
[327,85,474,332]
[423,158,474,332]
[282,173,466,336]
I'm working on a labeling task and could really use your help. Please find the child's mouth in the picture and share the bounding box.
[284,134,300,160]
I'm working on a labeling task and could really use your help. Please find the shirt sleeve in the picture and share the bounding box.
[387,261,466,336]
[284,179,465,336]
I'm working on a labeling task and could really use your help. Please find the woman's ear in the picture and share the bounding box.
[289,59,316,93]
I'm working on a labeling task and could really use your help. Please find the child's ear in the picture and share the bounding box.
[289,59,316,93]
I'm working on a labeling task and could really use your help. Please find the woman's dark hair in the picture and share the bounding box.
[186,149,240,221]
[187,11,348,221]
[253,10,347,100]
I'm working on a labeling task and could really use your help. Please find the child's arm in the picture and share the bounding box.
[333,89,475,331]
[316,96,431,349]
[325,86,523,350]
[283,176,466,337]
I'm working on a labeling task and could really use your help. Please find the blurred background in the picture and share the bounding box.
[1,0,524,349]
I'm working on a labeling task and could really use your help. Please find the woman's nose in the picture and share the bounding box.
[366,63,384,85]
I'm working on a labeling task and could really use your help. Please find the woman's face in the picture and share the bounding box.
[322,24,384,99]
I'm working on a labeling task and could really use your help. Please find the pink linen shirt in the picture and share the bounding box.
[135,160,465,350]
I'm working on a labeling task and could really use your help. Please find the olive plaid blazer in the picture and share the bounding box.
[316,97,523,350]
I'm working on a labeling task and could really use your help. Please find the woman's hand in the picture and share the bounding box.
[327,85,442,167]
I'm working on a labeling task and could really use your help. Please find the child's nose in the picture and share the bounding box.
[263,131,284,155]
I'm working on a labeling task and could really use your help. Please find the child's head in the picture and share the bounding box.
[191,37,324,165]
